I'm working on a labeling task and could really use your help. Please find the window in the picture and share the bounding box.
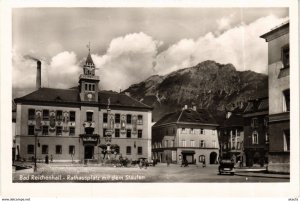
[70,111,76,121]
[137,147,143,155]
[56,126,62,136]
[115,129,120,138]
[181,140,186,147]
[56,110,63,121]
[42,126,48,135]
[283,89,290,112]
[103,113,108,123]
[126,129,131,138]
[86,112,93,122]
[42,110,49,120]
[137,115,143,124]
[283,129,290,151]
[190,140,195,147]
[103,128,107,137]
[200,140,205,148]
[69,127,75,136]
[27,145,34,154]
[252,131,258,144]
[251,118,258,128]
[69,145,75,155]
[126,146,131,155]
[199,155,205,162]
[28,125,35,135]
[237,141,240,150]
[126,114,132,124]
[282,44,289,68]
[115,114,120,123]
[92,84,95,91]
[165,140,168,148]
[28,109,35,120]
[89,84,91,91]
[138,130,142,138]
[265,132,269,143]
[212,140,217,148]
[42,145,48,154]
[56,145,62,154]
[85,84,88,90]
[200,129,204,134]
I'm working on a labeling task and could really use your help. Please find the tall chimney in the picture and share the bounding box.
[36,60,41,90]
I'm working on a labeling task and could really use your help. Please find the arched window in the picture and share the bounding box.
[252,131,258,144]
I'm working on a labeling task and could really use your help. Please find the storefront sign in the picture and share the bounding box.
[79,134,100,145]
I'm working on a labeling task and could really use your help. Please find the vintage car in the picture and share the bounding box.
[218,159,235,175]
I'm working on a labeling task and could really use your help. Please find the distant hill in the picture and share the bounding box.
[124,60,268,122]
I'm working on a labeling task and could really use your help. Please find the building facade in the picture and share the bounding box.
[14,50,152,162]
[218,108,245,164]
[152,107,219,165]
[261,21,290,173]
[243,97,269,167]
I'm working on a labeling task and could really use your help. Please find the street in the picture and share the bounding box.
[13,163,289,183]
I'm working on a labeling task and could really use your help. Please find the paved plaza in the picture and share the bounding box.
[13,162,289,183]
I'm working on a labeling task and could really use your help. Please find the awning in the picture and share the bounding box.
[181,150,195,154]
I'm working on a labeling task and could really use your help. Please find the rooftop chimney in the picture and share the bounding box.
[36,60,41,90]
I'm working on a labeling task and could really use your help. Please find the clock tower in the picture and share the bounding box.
[79,45,100,102]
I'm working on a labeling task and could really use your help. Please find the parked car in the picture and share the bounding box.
[218,159,235,175]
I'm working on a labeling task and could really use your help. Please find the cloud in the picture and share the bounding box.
[13,15,288,97]
[92,32,162,91]
[154,15,289,75]
[216,13,235,32]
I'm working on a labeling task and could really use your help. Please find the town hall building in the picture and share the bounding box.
[14,49,152,162]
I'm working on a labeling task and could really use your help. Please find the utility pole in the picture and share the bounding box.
[34,131,37,172]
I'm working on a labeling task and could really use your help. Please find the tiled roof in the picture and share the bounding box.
[153,108,218,127]
[14,88,152,109]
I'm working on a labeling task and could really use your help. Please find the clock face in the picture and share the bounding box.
[86,93,94,101]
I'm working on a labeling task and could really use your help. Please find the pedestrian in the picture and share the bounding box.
[202,158,206,168]
[184,159,189,167]
[167,156,170,166]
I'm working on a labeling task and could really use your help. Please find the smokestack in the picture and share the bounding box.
[36,60,41,90]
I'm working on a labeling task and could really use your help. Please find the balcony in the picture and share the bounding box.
[83,121,95,128]
[79,74,99,80]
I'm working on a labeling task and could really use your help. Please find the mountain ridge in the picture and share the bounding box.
[124,60,268,122]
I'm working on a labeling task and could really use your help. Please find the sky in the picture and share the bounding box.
[12,7,289,98]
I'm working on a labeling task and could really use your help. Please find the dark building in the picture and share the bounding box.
[243,97,269,167]
[218,106,245,164]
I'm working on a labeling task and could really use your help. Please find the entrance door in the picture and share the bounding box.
[84,146,94,159]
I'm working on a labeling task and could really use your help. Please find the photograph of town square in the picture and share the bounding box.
[12,7,290,182]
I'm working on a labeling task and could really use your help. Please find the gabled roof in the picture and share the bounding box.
[153,108,218,127]
[14,88,152,110]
